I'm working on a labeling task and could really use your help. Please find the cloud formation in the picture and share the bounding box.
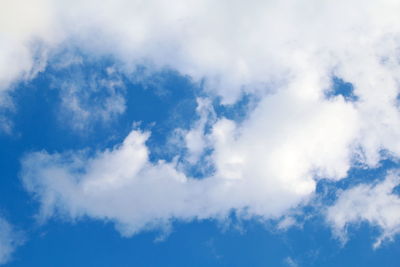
[327,172,400,248]
[2,0,400,100]
[16,86,376,237]
[0,217,22,265]
[2,0,400,245]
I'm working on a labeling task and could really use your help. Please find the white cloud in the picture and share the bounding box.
[19,87,361,236]
[22,130,217,236]
[326,171,400,248]
[0,217,22,265]
[2,0,400,246]
[183,98,215,164]
[0,0,60,92]
[1,0,400,101]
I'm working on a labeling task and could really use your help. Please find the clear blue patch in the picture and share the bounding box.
[213,93,258,124]
[326,77,358,102]
[6,209,400,267]
[316,159,399,205]
[392,184,400,196]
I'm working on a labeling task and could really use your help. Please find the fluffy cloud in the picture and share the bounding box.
[0,0,60,94]
[0,217,22,265]
[20,88,360,236]
[4,0,400,245]
[1,0,400,100]
[326,172,400,248]
[22,130,214,235]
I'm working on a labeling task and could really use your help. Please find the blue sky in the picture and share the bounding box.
[2,1,400,266]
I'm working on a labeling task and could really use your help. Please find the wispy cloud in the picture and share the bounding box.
[0,217,23,265]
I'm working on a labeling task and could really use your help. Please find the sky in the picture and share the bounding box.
[1,0,400,266]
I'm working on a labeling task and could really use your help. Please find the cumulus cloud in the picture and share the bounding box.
[0,0,60,93]
[3,0,400,245]
[22,130,215,235]
[0,217,22,265]
[326,172,400,248]
[1,0,400,100]
[19,88,363,236]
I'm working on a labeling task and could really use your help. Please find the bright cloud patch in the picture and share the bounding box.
[327,172,400,248]
[2,0,400,103]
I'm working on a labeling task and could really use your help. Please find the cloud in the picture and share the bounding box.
[326,171,400,248]
[3,0,400,246]
[284,257,299,267]
[0,0,59,93]
[1,0,400,102]
[22,130,215,236]
[0,217,23,265]
[20,88,361,236]
[54,63,126,131]
[182,98,215,164]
